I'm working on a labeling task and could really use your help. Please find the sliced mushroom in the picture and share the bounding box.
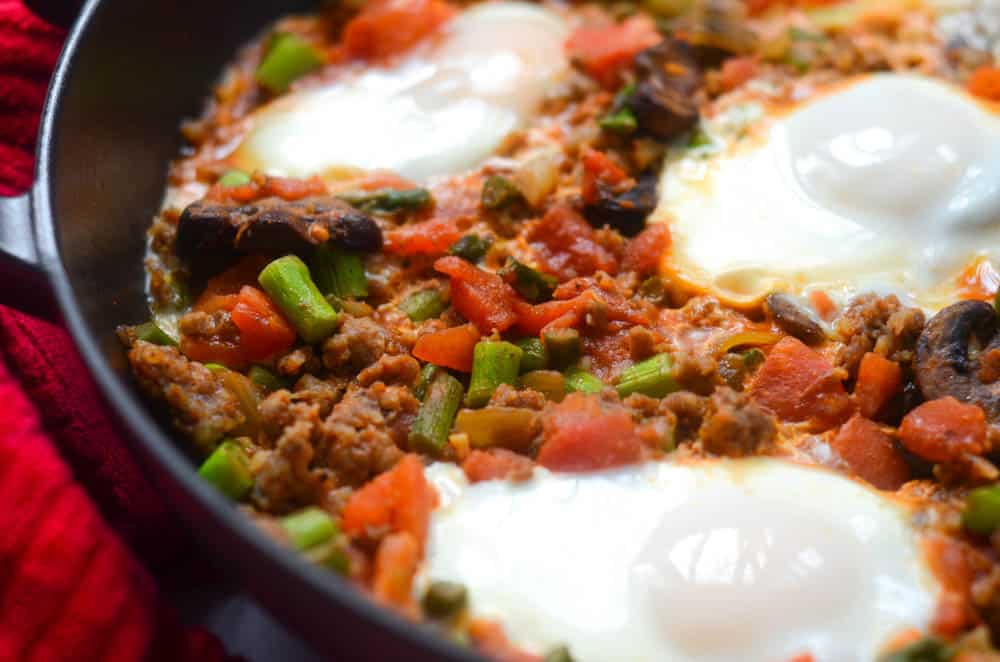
[175,196,382,263]
[628,39,702,141]
[765,293,825,345]
[915,300,1000,420]
[582,170,659,237]
[680,0,758,67]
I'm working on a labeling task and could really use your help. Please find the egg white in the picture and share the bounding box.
[233,2,569,184]
[653,73,1000,311]
[420,459,939,662]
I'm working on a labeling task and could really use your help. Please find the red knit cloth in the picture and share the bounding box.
[0,2,235,659]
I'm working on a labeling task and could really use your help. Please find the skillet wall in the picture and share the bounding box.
[42,2,480,660]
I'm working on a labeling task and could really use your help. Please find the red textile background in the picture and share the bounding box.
[0,2,234,659]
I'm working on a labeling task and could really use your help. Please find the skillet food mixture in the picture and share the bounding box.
[119,0,1000,659]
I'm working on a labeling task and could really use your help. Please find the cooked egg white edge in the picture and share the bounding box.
[233,2,569,184]
[654,73,1000,311]
[420,459,939,662]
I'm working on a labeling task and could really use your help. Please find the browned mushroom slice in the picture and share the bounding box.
[765,293,825,345]
[915,300,1000,420]
[628,39,702,141]
[583,171,659,237]
[175,196,382,262]
[680,0,758,67]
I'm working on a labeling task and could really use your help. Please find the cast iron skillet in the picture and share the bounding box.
[0,1,483,659]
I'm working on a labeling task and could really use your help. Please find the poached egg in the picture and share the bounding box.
[233,1,569,184]
[421,459,939,662]
[654,73,1000,311]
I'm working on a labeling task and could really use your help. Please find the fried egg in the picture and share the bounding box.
[421,459,939,662]
[233,2,569,183]
[653,73,1000,311]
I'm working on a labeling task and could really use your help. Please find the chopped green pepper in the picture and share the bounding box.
[422,581,468,620]
[134,321,177,347]
[877,637,953,662]
[544,645,576,662]
[218,169,252,188]
[339,188,431,213]
[449,234,493,262]
[312,244,368,299]
[520,370,566,402]
[466,341,523,408]
[248,365,286,392]
[499,257,556,303]
[258,255,338,344]
[963,484,1000,535]
[514,337,548,373]
[543,328,581,371]
[481,175,524,211]
[454,407,540,450]
[599,107,638,135]
[743,347,765,371]
[198,440,253,500]
[687,127,714,149]
[616,353,678,398]
[203,363,227,374]
[282,507,337,551]
[400,289,446,322]
[565,367,604,394]
[410,372,464,453]
[256,33,324,94]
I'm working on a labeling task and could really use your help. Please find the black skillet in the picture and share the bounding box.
[0,1,482,659]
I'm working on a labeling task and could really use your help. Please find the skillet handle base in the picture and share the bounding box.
[0,191,58,321]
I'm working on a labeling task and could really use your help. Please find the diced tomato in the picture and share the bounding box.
[342,0,456,61]
[584,326,634,379]
[384,217,462,257]
[749,337,854,430]
[511,297,582,336]
[468,620,542,662]
[968,65,1000,102]
[372,531,420,614]
[537,393,642,472]
[853,352,902,420]
[342,455,437,547]
[206,175,326,203]
[898,397,987,464]
[565,15,661,88]
[581,148,628,206]
[462,449,535,484]
[785,655,815,662]
[808,290,836,321]
[829,415,909,490]
[198,256,271,299]
[411,324,480,372]
[181,261,294,367]
[527,205,618,280]
[880,630,923,657]
[260,175,327,200]
[922,533,984,637]
[718,56,759,92]
[355,171,417,192]
[512,283,648,337]
[179,336,248,368]
[745,0,841,14]
[229,286,296,361]
[957,258,1000,302]
[622,224,671,275]
[434,256,518,333]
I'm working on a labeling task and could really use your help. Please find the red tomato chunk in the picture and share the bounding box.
[537,393,642,472]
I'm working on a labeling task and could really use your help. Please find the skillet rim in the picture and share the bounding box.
[28,1,485,659]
